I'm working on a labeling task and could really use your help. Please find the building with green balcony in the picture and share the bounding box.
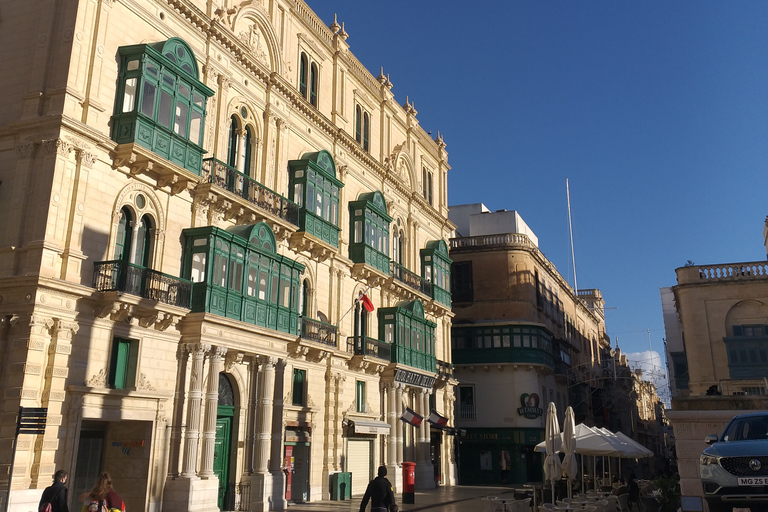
[379,300,437,372]
[288,150,343,247]
[181,223,304,335]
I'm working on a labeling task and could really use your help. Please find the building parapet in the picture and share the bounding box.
[676,261,768,285]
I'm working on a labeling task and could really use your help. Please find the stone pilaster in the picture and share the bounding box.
[181,343,209,477]
[167,346,190,478]
[255,356,276,473]
[200,346,226,478]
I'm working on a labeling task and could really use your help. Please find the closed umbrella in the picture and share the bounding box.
[544,402,561,505]
[561,406,578,498]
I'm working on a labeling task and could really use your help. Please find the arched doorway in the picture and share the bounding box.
[215,373,236,510]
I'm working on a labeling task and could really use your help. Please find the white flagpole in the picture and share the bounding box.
[567,179,578,294]
[336,280,376,328]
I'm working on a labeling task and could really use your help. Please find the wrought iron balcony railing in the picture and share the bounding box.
[390,261,432,296]
[436,359,453,379]
[300,317,338,348]
[202,158,299,226]
[93,260,192,308]
[347,336,391,362]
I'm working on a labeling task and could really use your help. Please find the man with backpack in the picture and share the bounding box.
[39,470,69,512]
[359,466,396,512]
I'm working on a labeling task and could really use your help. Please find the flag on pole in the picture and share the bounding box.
[400,407,423,427]
[361,294,375,312]
[427,410,449,428]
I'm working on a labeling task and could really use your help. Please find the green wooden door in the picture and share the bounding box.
[214,416,231,509]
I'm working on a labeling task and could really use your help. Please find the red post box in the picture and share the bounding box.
[402,462,416,504]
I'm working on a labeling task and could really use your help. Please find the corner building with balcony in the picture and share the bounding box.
[0,2,456,511]
[448,204,610,486]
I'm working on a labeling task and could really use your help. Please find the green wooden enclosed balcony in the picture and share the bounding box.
[451,324,554,367]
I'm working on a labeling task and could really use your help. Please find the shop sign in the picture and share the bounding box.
[394,369,435,389]
[517,393,543,419]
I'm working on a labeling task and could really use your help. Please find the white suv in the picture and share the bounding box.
[700,412,768,512]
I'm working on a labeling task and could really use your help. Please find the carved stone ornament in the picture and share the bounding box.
[239,24,268,65]
[137,373,156,391]
[86,368,108,388]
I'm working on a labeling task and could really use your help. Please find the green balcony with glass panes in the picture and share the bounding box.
[349,191,392,274]
[421,239,452,307]
[111,38,214,175]
[452,324,554,367]
[288,150,343,247]
[379,300,436,372]
[182,223,304,335]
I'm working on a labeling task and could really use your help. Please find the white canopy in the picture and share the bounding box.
[534,423,652,458]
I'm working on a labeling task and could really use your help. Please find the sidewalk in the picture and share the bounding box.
[285,485,518,512]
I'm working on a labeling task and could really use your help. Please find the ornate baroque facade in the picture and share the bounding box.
[0,1,456,511]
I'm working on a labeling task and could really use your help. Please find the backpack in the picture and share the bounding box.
[38,503,51,512]
[87,500,107,512]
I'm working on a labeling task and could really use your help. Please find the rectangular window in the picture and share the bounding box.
[354,220,362,243]
[451,261,473,302]
[141,82,156,117]
[459,386,475,419]
[174,102,188,137]
[158,90,173,129]
[189,110,202,145]
[356,380,366,413]
[109,337,138,390]
[123,78,137,113]
[191,252,206,283]
[292,369,306,406]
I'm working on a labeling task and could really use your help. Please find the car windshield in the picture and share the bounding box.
[722,416,768,441]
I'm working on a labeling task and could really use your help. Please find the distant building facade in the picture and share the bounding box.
[0,2,456,512]
[663,233,768,510]
[448,204,611,485]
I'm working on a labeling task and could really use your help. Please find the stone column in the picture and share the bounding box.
[419,389,429,464]
[396,384,405,464]
[244,356,260,475]
[387,382,397,467]
[181,343,209,477]
[168,346,190,477]
[255,356,277,473]
[200,346,227,478]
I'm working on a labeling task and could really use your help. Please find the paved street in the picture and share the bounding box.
[285,486,520,512]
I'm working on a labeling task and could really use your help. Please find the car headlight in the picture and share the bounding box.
[701,454,721,466]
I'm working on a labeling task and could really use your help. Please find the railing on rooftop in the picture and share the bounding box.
[93,260,192,308]
[202,158,299,226]
[677,261,768,285]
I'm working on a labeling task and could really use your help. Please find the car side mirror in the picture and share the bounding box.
[705,434,719,445]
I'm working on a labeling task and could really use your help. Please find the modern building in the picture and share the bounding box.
[662,227,768,511]
[448,204,611,486]
[0,2,456,512]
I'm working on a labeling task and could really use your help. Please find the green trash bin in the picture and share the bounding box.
[330,472,351,500]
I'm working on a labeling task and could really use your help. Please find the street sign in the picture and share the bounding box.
[17,407,47,435]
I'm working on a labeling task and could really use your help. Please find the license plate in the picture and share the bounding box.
[738,477,766,486]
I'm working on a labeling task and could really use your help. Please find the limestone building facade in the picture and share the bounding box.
[0,1,456,511]
[663,227,768,511]
[448,204,611,485]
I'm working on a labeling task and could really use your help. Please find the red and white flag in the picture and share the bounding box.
[360,294,375,312]
[400,407,423,427]
[428,410,449,428]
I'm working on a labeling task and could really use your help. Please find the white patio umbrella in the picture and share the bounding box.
[561,406,578,498]
[544,402,561,505]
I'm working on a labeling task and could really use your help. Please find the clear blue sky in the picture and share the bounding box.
[317,2,768,393]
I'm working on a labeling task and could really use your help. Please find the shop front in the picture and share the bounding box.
[456,428,544,486]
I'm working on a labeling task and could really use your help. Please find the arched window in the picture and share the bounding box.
[299,52,308,99]
[115,207,133,262]
[227,115,239,168]
[301,279,309,317]
[133,215,154,267]
[355,106,362,143]
[242,125,253,175]
[309,62,319,107]
[362,112,370,152]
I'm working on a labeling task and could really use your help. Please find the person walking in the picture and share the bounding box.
[359,466,396,512]
[82,472,125,512]
[39,470,69,512]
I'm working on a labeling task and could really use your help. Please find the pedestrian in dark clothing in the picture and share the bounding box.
[359,466,396,512]
[39,470,69,512]
[627,473,640,511]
